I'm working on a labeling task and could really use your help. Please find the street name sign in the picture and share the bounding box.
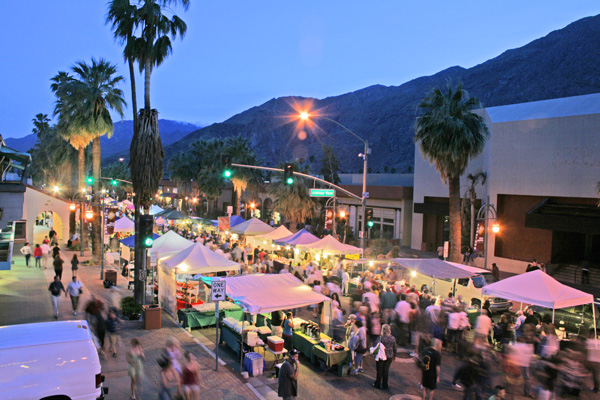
[212,280,226,302]
[310,188,335,197]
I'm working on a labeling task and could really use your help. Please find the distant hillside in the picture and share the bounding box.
[165,15,600,173]
[4,119,199,162]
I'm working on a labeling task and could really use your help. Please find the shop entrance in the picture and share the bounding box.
[33,211,64,245]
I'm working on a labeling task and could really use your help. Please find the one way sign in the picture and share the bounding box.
[212,280,226,302]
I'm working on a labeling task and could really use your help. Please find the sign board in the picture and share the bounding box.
[443,241,449,259]
[150,253,157,267]
[212,280,226,302]
[218,216,230,231]
[362,192,369,199]
[310,188,335,197]
[226,205,233,215]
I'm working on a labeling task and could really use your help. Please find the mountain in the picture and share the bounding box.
[3,119,199,161]
[165,15,600,173]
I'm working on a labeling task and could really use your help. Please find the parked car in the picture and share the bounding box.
[526,302,600,336]
[0,320,107,400]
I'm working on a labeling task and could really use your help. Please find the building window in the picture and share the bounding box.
[173,188,178,194]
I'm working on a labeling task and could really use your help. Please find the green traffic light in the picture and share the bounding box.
[286,177,294,185]
[111,179,118,186]
[86,177,93,184]
[367,221,374,228]
[144,237,154,247]
[224,170,232,178]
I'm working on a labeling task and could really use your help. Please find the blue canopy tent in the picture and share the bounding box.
[229,215,245,227]
[120,233,160,248]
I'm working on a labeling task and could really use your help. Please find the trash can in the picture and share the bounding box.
[104,270,118,287]
[466,307,480,327]
[143,304,161,330]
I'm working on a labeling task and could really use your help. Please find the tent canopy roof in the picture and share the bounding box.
[149,205,164,215]
[482,269,593,309]
[255,225,293,241]
[156,209,188,220]
[230,215,245,227]
[207,274,329,315]
[300,234,363,254]
[162,243,240,274]
[230,217,274,236]
[390,258,476,279]
[114,217,135,232]
[149,230,193,259]
[274,228,320,246]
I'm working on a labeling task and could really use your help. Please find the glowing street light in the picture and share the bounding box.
[492,223,500,233]
[69,203,76,211]
[85,209,94,220]
[52,186,60,193]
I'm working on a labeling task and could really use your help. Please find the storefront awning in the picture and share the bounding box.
[525,197,600,234]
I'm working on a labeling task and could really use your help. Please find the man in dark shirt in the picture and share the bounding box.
[278,349,299,400]
[48,275,67,319]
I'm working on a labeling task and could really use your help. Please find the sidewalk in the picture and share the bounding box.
[2,248,259,400]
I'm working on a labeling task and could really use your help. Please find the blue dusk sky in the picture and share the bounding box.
[1,1,599,138]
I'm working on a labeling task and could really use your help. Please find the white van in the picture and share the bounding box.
[0,320,107,400]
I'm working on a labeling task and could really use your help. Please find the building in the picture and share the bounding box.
[411,93,600,274]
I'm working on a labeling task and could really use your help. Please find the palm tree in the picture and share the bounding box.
[223,136,262,215]
[415,83,489,262]
[464,171,486,248]
[268,162,319,228]
[53,59,126,262]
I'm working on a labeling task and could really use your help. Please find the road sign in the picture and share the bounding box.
[310,188,335,197]
[362,192,369,199]
[212,280,226,302]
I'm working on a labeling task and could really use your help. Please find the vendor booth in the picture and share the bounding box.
[301,234,363,255]
[255,225,293,250]
[482,270,597,339]
[148,204,164,215]
[113,217,135,233]
[149,230,194,261]
[274,228,320,247]
[209,274,351,375]
[230,217,274,236]
[158,242,241,320]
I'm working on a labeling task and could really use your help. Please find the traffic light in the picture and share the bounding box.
[86,176,94,184]
[140,214,154,248]
[222,156,232,178]
[111,178,118,186]
[284,163,294,185]
[365,208,374,228]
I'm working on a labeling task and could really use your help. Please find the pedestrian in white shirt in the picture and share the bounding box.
[474,309,492,342]
[40,243,51,269]
[362,286,380,313]
[342,269,350,295]
[394,294,411,346]
[66,276,84,315]
[20,242,32,267]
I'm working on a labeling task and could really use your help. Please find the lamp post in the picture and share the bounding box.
[476,195,499,270]
[299,112,370,252]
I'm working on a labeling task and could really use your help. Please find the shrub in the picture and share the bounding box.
[121,296,142,320]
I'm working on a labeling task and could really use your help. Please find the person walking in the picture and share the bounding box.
[53,254,64,280]
[126,338,145,400]
[48,275,67,319]
[52,244,60,259]
[492,263,500,282]
[420,338,442,400]
[106,309,121,357]
[71,254,79,278]
[66,276,84,316]
[158,357,180,400]
[373,324,397,390]
[40,242,50,269]
[33,244,42,269]
[20,242,32,267]
[181,351,205,400]
[278,349,300,400]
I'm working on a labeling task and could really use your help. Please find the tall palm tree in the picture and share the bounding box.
[269,162,319,228]
[464,171,486,248]
[415,83,489,262]
[53,59,126,262]
[223,136,263,215]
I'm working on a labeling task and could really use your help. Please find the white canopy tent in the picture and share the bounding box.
[149,230,193,260]
[254,225,293,250]
[212,273,330,315]
[390,258,477,279]
[300,234,363,255]
[482,270,596,339]
[230,217,274,236]
[158,243,240,316]
[113,217,135,233]
[148,205,164,215]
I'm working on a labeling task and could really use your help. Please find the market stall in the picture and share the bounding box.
[113,217,135,233]
[158,242,241,317]
[148,204,164,215]
[482,270,596,339]
[255,225,293,251]
[300,234,363,255]
[178,301,243,329]
[274,228,320,247]
[230,217,274,236]
[149,230,194,261]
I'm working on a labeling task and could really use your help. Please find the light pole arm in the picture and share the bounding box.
[318,116,369,148]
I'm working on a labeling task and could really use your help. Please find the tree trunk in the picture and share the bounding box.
[470,193,476,248]
[78,147,85,190]
[91,136,102,263]
[144,58,151,110]
[448,175,462,262]
[128,57,138,127]
[133,205,143,304]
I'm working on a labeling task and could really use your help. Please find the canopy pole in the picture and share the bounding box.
[552,308,555,325]
[593,302,597,348]
[240,314,246,373]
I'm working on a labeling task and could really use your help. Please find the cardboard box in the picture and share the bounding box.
[267,335,285,352]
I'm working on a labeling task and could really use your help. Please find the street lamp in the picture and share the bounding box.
[298,112,370,251]
[476,196,499,270]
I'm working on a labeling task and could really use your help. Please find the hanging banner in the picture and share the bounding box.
[105,207,118,235]
[218,216,230,232]
[474,221,485,252]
